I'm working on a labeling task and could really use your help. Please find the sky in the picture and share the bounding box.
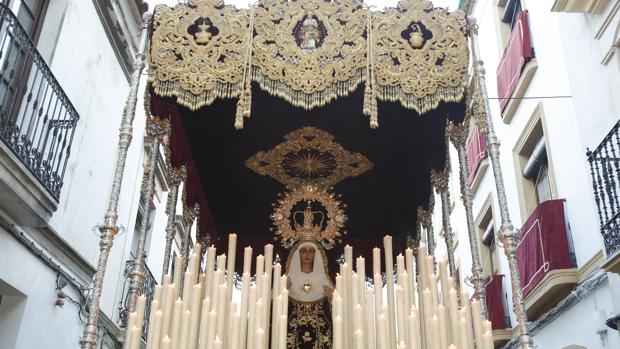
[155,0,460,11]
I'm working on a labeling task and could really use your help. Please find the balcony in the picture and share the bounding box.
[118,259,158,341]
[466,123,488,192]
[551,0,609,13]
[517,199,578,319]
[587,120,620,275]
[496,10,537,123]
[0,5,79,224]
[485,274,511,348]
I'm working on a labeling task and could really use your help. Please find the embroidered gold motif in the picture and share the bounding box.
[287,301,332,349]
[252,0,367,109]
[271,185,346,249]
[148,0,250,110]
[245,127,373,188]
[302,281,312,294]
[372,0,468,114]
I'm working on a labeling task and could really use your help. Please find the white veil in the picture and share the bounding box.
[286,241,333,303]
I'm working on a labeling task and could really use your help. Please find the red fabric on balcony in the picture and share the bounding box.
[485,274,507,330]
[466,124,487,185]
[518,199,572,298]
[496,11,532,112]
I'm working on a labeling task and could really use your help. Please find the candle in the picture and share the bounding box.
[429,273,439,308]
[365,290,376,349]
[334,316,343,349]
[344,245,353,267]
[379,313,389,349]
[471,298,484,347]
[439,260,449,305]
[448,288,459,344]
[458,317,470,349]
[178,310,191,349]
[247,287,257,349]
[215,284,227,339]
[278,315,288,349]
[205,245,216,301]
[239,272,251,348]
[160,284,174,339]
[396,254,405,281]
[188,284,202,349]
[352,273,360,307]
[255,255,264,293]
[173,255,184,295]
[150,310,163,349]
[129,326,140,349]
[135,296,147,333]
[373,248,381,276]
[383,235,396,349]
[271,295,283,347]
[482,330,494,349]
[197,298,211,349]
[401,272,410,316]
[182,271,193,311]
[353,304,363,332]
[396,286,406,344]
[163,274,172,285]
[255,327,265,349]
[264,244,273,277]
[483,320,493,335]
[214,336,223,349]
[272,263,282,297]
[170,298,182,345]
[354,329,364,349]
[226,234,237,302]
[145,299,160,349]
[189,253,199,278]
[422,289,433,349]
[356,256,366,292]
[243,246,253,274]
[123,313,137,349]
[229,313,241,349]
[437,305,449,349]
[405,248,414,303]
[407,309,421,349]
[430,315,440,349]
[161,336,171,349]
[206,310,217,348]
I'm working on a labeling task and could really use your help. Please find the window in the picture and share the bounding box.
[501,0,522,30]
[495,0,523,49]
[9,0,48,41]
[476,196,500,277]
[513,104,557,219]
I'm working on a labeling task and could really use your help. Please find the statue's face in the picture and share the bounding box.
[299,246,316,267]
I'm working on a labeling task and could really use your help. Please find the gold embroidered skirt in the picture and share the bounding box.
[287,299,332,349]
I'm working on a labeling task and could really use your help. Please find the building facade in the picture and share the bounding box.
[436,0,620,348]
[0,1,185,348]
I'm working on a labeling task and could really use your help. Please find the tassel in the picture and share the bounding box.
[235,95,245,130]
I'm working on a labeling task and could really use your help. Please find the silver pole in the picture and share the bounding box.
[468,18,533,348]
[80,13,151,349]
[431,168,457,278]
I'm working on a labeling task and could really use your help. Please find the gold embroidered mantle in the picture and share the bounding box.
[148,0,468,125]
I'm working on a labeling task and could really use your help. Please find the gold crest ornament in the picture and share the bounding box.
[372,0,468,115]
[252,0,367,110]
[148,0,250,110]
[271,185,347,249]
[245,127,373,188]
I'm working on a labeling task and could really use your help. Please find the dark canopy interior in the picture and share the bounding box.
[152,83,465,274]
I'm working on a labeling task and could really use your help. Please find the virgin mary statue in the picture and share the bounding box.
[285,240,333,349]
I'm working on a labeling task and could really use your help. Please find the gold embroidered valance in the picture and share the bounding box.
[148,0,468,128]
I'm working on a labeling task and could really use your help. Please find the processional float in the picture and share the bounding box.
[102,0,510,348]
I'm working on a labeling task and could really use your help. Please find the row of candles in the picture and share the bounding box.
[332,235,494,349]
[122,234,290,349]
[123,233,494,349]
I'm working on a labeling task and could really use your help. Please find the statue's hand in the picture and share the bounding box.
[323,285,334,301]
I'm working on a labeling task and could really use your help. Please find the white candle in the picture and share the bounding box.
[169,298,182,345]
[178,310,191,349]
[214,336,223,349]
[210,270,222,311]
[197,298,211,349]
[150,310,163,349]
[458,317,470,349]
[161,284,176,339]
[188,284,202,349]
[243,246,253,274]
[383,235,396,349]
[255,327,265,349]
[189,253,200,278]
[344,245,353,267]
[205,245,216,300]
[206,310,217,348]
[365,289,376,349]
[405,248,415,305]
[145,299,160,349]
[271,295,283,348]
[407,309,421,349]
[482,330,494,349]
[373,272,382,344]
[215,284,227,340]
[182,271,193,311]
[356,256,366,292]
[247,286,257,349]
[226,234,237,302]
[334,316,343,349]
[396,286,406,344]
[437,305,449,349]
[239,272,251,348]
[160,336,171,349]
[173,255,184,296]
[430,315,440,349]
[135,296,147,334]
[123,313,137,349]
[373,248,381,276]
[354,329,364,349]
[264,244,273,277]
[471,298,484,347]
[272,263,282,297]
[379,313,389,349]
[278,315,288,349]
[255,255,264,293]
[439,260,449,305]
[229,313,241,349]
[129,326,141,349]
[352,273,360,307]
[448,288,459,345]
[429,273,439,309]
[396,254,405,281]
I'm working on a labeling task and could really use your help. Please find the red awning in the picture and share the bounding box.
[466,124,487,184]
[496,11,532,112]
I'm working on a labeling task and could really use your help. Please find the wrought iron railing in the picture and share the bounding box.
[118,259,157,341]
[587,120,620,257]
[0,5,79,200]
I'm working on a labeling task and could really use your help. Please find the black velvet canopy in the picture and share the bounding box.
[151,83,465,275]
